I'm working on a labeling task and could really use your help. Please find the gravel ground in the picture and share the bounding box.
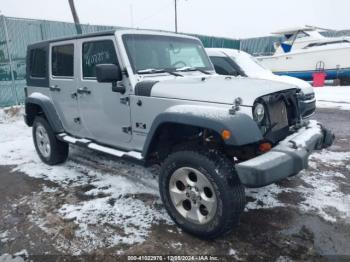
[0,108,349,262]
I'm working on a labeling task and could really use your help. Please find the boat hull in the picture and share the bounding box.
[258,45,350,81]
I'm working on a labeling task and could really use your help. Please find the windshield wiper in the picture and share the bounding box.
[137,68,183,77]
[176,66,211,75]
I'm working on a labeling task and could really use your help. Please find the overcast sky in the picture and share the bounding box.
[0,0,349,39]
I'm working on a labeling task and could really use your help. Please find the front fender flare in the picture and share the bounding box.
[142,105,263,158]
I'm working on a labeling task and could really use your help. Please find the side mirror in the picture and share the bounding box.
[96,64,122,83]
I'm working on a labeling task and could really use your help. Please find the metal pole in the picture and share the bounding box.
[2,15,19,105]
[68,0,82,34]
[40,22,45,40]
[174,0,178,33]
[129,4,134,28]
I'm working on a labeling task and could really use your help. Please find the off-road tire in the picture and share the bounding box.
[159,147,245,239]
[33,116,69,165]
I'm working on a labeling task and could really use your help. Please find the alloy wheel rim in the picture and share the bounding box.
[169,167,217,225]
[36,124,51,158]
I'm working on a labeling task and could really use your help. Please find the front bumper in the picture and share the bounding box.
[235,120,334,188]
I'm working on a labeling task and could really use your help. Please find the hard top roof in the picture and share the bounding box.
[27,29,199,49]
[28,30,116,48]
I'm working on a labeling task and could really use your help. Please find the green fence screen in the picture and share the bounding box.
[2,16,350,107]
[0,16,119,107]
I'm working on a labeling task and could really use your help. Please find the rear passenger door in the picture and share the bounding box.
[50,41,83,136]
[77,37,131,147]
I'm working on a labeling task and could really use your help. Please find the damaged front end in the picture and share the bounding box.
[234,89,335,188]
[235,120,334,188]
[253,89,302,144]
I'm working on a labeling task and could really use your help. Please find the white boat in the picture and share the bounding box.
[257,26,350,82]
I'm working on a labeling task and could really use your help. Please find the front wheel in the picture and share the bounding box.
[33,116,69,165]
[159,148,246,239]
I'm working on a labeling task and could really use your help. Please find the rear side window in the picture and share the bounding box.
[82,40,118,78]
[52,44,74,77]
[29,48,47,78]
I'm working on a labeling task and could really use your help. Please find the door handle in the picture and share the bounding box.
[50,85,61,92]
[77,87,91,95]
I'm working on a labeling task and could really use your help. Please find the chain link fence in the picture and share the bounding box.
[0,16,120,107]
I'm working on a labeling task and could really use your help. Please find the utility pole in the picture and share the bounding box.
[174,0,178,33]
[68,0,82,34]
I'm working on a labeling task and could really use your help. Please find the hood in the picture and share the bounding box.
[276,75,313,95]
[149,75,298,106]
[249,72,314,95]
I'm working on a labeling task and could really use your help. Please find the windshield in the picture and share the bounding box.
[123,34,213,73]
[231,52,270,76]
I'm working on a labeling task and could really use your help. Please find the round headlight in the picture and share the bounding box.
[253,103,265,123]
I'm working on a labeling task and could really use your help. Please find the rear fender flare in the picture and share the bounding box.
[25,92,64,133]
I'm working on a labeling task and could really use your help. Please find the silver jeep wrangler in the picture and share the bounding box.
[24,29,334,239]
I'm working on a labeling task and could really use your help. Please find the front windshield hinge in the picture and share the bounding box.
[122,68,129,78]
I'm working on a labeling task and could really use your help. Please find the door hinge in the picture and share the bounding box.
[122,126,132,134]
[120,97,129,105]
[74,117,81,124]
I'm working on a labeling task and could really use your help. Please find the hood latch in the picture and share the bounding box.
[229,97,242,115]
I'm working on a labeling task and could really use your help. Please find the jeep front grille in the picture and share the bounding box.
[267,100,289,132]
[257,89,301,144]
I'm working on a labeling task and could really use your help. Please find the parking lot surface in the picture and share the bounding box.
[0,107,349,261]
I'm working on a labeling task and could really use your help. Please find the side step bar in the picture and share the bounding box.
[57,133,143,161]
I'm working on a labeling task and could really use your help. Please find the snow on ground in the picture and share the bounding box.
[0,113,171,251]
[315,86,350,110]
[228,248,241,260]
[310,150,350,166]
[0,250,28,262]
[0,254,26,262]
[0,106,349,253]
[0,106,23,123]
[0,231,12,244]
[246,150,350,223]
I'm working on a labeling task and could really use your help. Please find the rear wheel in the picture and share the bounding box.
[159,147,245,239]
[33,116,69,165]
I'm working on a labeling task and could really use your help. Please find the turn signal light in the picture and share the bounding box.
[221,130,232,140]
[259,142,272,153]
